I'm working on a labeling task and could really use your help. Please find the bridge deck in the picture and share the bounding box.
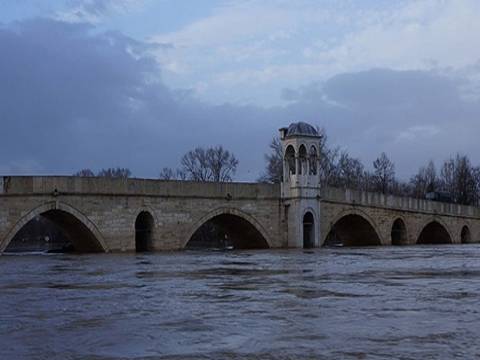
[2,176,478,218]
[322,186,480,218]
[0,176,280,199]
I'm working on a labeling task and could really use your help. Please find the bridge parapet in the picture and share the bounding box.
[0,176,280,199]
[322,186,480,218]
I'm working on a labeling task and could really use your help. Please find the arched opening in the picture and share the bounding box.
[135,211,154,252]
[391,218,408,246]
[5,210,103,253]
[461,226,471,244]
[324,214,381,247]
[298,144,307,175]
[186,213,269,250]
[309,145,318,175]
[285,145,296,176]
[303,212,315,248]
[417,221,452,244]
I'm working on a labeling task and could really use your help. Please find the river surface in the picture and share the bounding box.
[2,245,480,359]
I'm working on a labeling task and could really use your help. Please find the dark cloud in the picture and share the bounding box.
[1,19,479,181]
[324,68,460,110]
[0,19,283,178]
[0,19,172,175]
[289,69,480,178]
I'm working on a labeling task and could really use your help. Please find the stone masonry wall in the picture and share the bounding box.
[320,187,480,245]
[1,177,480,252]
[0,177,283,252]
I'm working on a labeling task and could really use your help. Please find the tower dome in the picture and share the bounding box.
[285,122,318,137]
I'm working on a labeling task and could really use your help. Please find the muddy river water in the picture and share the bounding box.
[1,245,480,359]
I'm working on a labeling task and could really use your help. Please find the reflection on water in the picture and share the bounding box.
[2,245,480,359]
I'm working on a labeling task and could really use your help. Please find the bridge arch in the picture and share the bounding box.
[1,201,108,253]
[417,219,453,245]
[135,211,155,252]
[461,225,472,244]
[184,207,271,249]
[324,209,382,247]
[302,208,317,248]
[135,205,160,226]
[391,217,408,246]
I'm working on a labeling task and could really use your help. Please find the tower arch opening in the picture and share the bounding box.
[135,211,154,252]
[303,212,315,248]
[417,221,452,244]
[5,209,104,253]
[324,214,381,247]
[285,145,296,176]
[391,218,408,246]
[186,213,269,250]
[461,226,471,244]
[298,144,307,175]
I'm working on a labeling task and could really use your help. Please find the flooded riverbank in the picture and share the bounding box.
[1,245,480,359]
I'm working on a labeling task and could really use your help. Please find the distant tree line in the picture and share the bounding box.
[259,128,480,206]
[73,167,132,179]
[73,145,239,183]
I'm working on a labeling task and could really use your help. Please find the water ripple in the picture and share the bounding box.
[2,246,480,359]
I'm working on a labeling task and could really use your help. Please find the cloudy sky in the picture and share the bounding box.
[1,0,480,180]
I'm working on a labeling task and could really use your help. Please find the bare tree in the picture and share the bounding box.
[97,167,131,179]
[180,146,238,182]
[207,145,239,182]
[73,168,95,177]
[473,166,480,206]
[181,147,211,181]
[391,179,412,197]
[159,167,176,180]
[373,152,395,194]
[410,160,438,198]
[456,155,477,205]
[432,154,479,205]
[455,157,468,202]
[176,169,187,180]
[258,136,283,183]
[159,167,187,181]
[361,171,375,192]
[331,151,365,189]
[315,128,341,188]
[440,157,456,198]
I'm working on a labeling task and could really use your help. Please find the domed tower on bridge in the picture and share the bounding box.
[279,122,322,248]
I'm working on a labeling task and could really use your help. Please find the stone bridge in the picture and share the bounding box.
[0,175,478,254]
[320,187,480,246]
[1,122,479,253]
[0,176,282,253]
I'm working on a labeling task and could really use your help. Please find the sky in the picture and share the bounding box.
[1,0,480,181]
